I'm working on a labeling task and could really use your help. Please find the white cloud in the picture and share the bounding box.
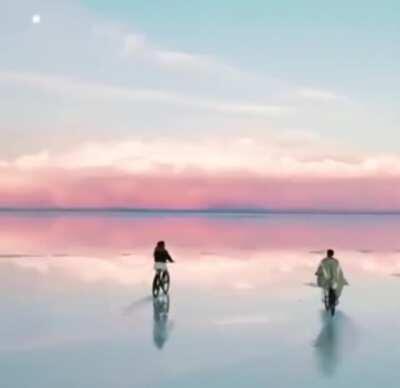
[4,134,400,179]
[297,88,345,102]
[95,24,249,80]
[215,103,289,116]
[0,71,175,102]
[0,70,289,117]
[154,50,202,66]
[151,49,245,80]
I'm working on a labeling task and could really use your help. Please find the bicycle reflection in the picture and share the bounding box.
[314,310,358,377]
[153,294,172,349]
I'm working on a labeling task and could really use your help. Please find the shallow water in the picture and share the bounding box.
[0,211,399,387]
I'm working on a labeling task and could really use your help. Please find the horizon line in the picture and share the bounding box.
[1,207,400,216]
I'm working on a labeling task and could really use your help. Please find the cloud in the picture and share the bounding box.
[92,22,247,79]
[0,135,326,173]
[0,70,184,103]
[214,103,288,116]
[0,70,288,117]
[5,135,400,179]
[1,135,400,210]
[154,50,204,67]
[117,29,248,80]
[297,88,346,102]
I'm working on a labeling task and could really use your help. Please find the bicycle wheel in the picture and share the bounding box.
[328,288,336,316]
[160,271,170,294]
[152,274,161,298]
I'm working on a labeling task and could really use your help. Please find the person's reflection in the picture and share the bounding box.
[314,310,357,377]
[153,294,171,349]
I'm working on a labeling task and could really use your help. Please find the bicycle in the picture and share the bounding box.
[324,288,337,316]
[152,270,170,298]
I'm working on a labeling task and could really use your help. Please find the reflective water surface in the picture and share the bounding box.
[0,211,400,387]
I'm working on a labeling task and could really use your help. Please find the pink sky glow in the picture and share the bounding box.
[1,166,400,211]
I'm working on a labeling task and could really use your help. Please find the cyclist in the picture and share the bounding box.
[154,241,174,275]
[315,249,348,305]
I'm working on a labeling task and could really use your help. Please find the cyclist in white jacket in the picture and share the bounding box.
[315,249,348,303]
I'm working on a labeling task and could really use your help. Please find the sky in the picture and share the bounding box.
[1,0,400,210]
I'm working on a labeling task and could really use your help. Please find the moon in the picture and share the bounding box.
[32,14,41,24]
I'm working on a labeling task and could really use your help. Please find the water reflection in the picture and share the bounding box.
[314,310,357,377]
[0,213,397,388]
[2,212,400,254]
[153,294,172,350]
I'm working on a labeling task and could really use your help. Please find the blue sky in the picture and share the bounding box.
[82,0,400,84]
[1,0,399,159]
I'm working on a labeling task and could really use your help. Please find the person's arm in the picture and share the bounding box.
[165,250,174,263]
[338,264,349,285]
[315,262,322,276]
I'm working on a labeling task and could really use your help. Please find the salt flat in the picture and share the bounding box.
[0,212,399,388]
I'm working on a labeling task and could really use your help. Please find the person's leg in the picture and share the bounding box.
[153,269,160,284]
[332,283,340,305]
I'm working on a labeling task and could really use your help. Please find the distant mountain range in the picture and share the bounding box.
[1,207,400,215]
